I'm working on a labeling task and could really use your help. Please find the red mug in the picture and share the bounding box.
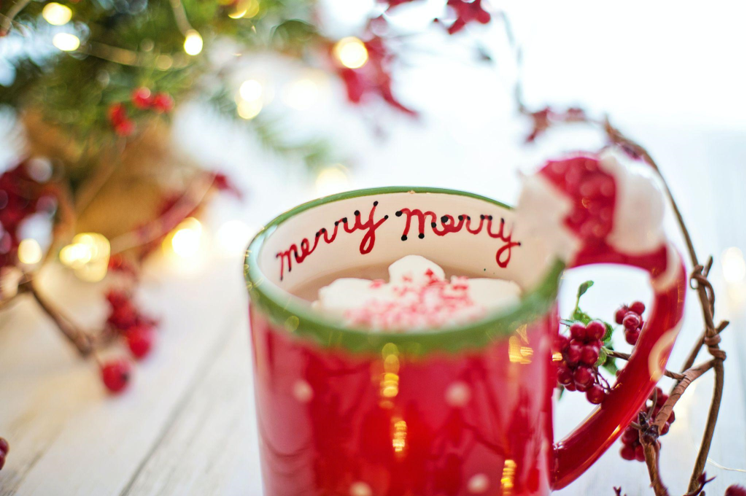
[245,152,686,495]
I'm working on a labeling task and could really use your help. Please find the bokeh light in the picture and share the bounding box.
[52,33,80,52]
[167,217,202,258]
[239,79,263,102]
[237,99,262,120]
[18,239,42,265]
[183,30,203,56]
[722,247,746,284]
[42,3,73,26]
[333,37,368,69]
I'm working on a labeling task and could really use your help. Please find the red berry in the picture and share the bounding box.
[0,437,8,455]
[586,320,606,341]
[557,364,573,385]
[564,382,576,392]
[107,103,127,126]
[622,427,638,444]
[0,452,5,471]
[623,312,641,330]
[586,384,605,404]
[620,445,636,461]
[570,322,587,340]
[625,330,640,345]
[573,366,593,387]
[115,120,135,137]
[580,344,600,366]
[564,343,582,365]
[725,485,746,496]
[661,422,670,435]
[615,306,629,324]
[126,325,154,359]
[629,301,646,315]
[555,334,570,352]
[152,93,174,112]
[131,87,153,109]
[634,443,646,462]
[668,410,675,423]
[101,358,131,393]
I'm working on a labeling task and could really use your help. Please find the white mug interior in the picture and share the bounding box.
[254,189,555,308]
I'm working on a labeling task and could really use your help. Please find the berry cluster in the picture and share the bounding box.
[99,290,158,393]
[107,88,174,137]
[620,387,675,462]
[0,160,55,270]
[615,301,646,345]
[0,437,8,470]
[556,320,608,404]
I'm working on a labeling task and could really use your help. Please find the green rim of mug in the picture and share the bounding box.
[244,186,564,356]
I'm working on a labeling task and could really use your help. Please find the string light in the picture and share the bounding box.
[239,79,263,102]
[166,217,202,258]
[52,33,81,52]
[18,239,42,265]
[59,233,110,282]
[722,247,746,284]
[183,30,203,56]
[237,99,262,120]
[42,2,73,26]
[315,165,350,197]
[333,37,368,69]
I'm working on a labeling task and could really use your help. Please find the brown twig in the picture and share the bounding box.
[19,280,93,356]
[639,422,668,496]
[654,361,714,432]
[605,350,685,381]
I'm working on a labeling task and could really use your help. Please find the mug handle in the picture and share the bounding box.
[544,155,688,489]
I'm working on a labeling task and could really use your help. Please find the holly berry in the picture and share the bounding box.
[564,343,581,365]
[131,87,153,109]
[126,325,154,359]
[114,119,135,137]
[152,93,174,113]
[622,313,641,330]
[629,301,646,315]
[107,103,127,126]
[634,443,646,462]
[615,305,629,325]
[557,364,573,385]
[555,334,570,352]
[586,384,605,404]
[573,365,593,387]
[586,320,606,341]
[101,358,132,393]
[555,318,608,405]
[625,330,640,345]
[726,485,746,496]
[570,322,587,340]
[616,302,646,346]
[580,344,600,366]
[620,444,635,461]
[0,437,8,471]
